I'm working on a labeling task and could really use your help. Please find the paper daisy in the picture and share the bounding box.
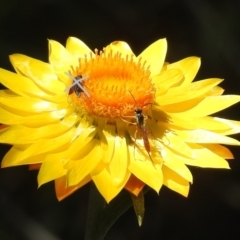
[1,37,240,203]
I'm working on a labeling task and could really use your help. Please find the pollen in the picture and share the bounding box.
[69,49,155,119]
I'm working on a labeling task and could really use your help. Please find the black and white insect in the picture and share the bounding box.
[64,72,90,97]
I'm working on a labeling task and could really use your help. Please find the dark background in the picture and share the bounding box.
[1,0,240,239]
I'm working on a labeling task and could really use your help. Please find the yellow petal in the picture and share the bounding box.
[183,143,230,168]
[157,78,223,105]
[128,146,163,193]
[169,116,232,132]
[67,140,102,186]
[214,118,240,135]
[0,107,69,126]
[0,68,50,99]
[200,144,234,159]
[175,129,240,145]
[168,95,240,118]
[38,159,67,187]
[48,40,78,81]
[159,130,195,159]
[162,165,190,197]
[162,147,193,182]
[0,95,67,113]
[108,136,128,186]
[66,37,93,59]
[0,114,78,144]
[104,41,135,59]
[1,145,46,167]
[10,54,65,95]
[166,57,200,86]
[17,128,77,159]
[138,39,167,76]
[101,125,116,163]
[153,69,183,96]
[91,165,130,203]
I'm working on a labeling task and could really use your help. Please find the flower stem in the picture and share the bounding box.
[84,183,106,240]
[84,183,149,240]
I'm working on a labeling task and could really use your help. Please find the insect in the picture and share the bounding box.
[124,91,153,163]
[64,72,90,97]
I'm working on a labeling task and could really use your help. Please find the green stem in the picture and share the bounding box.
[84,183,149,240]
[84,183,106,240]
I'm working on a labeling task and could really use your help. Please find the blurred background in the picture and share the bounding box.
[0,0,240,239]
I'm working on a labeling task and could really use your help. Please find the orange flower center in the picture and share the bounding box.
[68,49,155,120]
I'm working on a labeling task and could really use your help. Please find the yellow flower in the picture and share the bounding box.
[1,37,240,203]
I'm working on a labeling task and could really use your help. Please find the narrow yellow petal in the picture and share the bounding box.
[162,165,190,197]
[166,57,201,86]
[91,166,130,203]
[66,37,93,59]
[1,145,46,167]
[214,118,240,135]
[153,69,183,96]
[109,136,128,186]
[183,143,230,168]
[175,129,240,145]
[168,116,232,132]
[38,159,67,187]
[0,114,78,144]
[18,128,77,158]
[0,96,67,113]
[0,107,69,126]
[157,78,223,105]
[128,146,163,193]
[48,40,78,77]
[0,68,50,99]
[10,54,65,95]
[41,126,97,163]
[67,141,102,186]
[163,147,193,182]
[200,144,234,159]
[138,39,167,76]
[168,95,240,118]
[102,125,116,163]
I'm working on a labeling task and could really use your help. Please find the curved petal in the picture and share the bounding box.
[128,146,163,193]
[168,116,233,132]
[157,78,223,105]
[48,40,78,85]
[108,136,128,186]
[138,39,167,76]
[167,57,201,86]
[67,141,102,186]
[38,159,67,187]
[175,129,240,145]
[0,114,78,144]
[183,143,230,168]
[10,54,65,95]
[168,95,240,118]
[91,166,130,203]
[0,68,50,99]
[66,37,93,58]
[1,145,47,167]
[163,147,193,182]
[153,68,183,96]
[0,96,68,113]
[200,144,234,159]
[162,165,190,197]
[0,107,69,127]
